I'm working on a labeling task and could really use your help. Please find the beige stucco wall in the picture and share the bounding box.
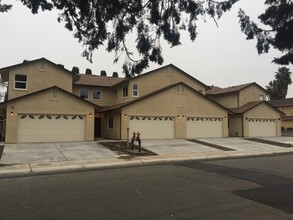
[101,111,121,139]
[242,103,281,137]
[228,115,243,137]
[116,85,229,140]
[5,88,94,143]
[114,66,207,105]
[211,93,238,108]
[7,60,73,100]
[239,85,267,106]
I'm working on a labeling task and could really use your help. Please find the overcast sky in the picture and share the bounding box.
[1,0,293,97]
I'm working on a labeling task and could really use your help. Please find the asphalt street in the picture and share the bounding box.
[0,155,292,220]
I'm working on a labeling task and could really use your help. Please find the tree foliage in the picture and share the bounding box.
[6,0,238,76]
[0,0,12,12]
[238,0,293,65]
[3,0,292,76]
[266,67,292,100]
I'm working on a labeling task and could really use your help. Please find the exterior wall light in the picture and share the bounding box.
[124,114,128,118]
[10,112,14,116]
[182,115,186,118]
[89,113,92,117]
[225,116,228,119]
[177,115,180,119]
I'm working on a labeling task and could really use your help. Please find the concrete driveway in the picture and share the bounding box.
[1,137,293,165]
[0,142,118,164]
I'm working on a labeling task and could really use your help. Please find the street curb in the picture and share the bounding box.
[1,150,293,179]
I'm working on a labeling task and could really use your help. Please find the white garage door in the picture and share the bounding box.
[186,117,223,138]
[129,116,174,139]
[248,118,276,137]
[17,114,85,143]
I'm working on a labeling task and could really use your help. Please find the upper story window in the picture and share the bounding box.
[39,60,46,71]
[259,95,265,101]
[80,87,88,99]
[122,85,128,98]
[132,84,139,97]
[177,85,184,94]
[93,88,102,100]
[14,74,27,90]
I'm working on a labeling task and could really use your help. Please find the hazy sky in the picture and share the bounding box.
[1,0,293,96]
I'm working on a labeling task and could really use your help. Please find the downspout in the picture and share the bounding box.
[241,115,244,137]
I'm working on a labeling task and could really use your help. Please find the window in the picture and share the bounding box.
[51,89,59,100]
[14,74,27,89]
[108,117,114,129]
[80,87,88,99]
[122,85,128,98]
[259,95,265,101]
[177,85,184,94]
[39,60,46,71]
[114,90,118,100]
[132,84,139,97]
[93,88,102,100]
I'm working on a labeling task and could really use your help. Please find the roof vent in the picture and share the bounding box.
[23,60,28,63]
[101,70,107,76]
[85,68,92,75]
[112,72,118,77]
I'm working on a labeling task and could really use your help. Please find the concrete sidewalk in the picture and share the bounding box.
[1,137,293,177]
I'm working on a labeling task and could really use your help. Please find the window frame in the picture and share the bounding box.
[108,116,114,129]
[93,88,102,100]
[122,85,128,98]
[132,84,139,97]
[14,74,27,90]
[80,87,89,99]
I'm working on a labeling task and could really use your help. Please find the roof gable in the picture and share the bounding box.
[229,101,284,115]
[0,58,80,82]
[0,86,102,110]
[102,82,232,113]
[207,83,268,96]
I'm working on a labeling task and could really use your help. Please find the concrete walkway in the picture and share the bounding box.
[1,137,293,176]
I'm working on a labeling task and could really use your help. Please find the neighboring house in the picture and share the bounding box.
[0,58,282,143]
[269,98,293,130]
[206,83,283,137]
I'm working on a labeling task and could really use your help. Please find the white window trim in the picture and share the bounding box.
[132,84,139,97]
[93,88,102,100]
[14,74,28,90]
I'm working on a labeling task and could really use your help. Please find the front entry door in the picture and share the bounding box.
[94,118,101,137]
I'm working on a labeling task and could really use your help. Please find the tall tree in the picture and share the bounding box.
[266,67,292,100]
[2,1,292,76]
[238,0,293,65]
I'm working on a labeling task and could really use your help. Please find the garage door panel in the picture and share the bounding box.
[248,119,276,137]
[187,117,223,138]
[17,114,85,143]
[129,116,174,139]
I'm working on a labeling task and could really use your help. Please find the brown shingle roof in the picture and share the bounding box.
[206,83,268,95]
[74,74,126,87]
[229,101,261,114]
[269,98,293,107]
[229,101,284,115]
